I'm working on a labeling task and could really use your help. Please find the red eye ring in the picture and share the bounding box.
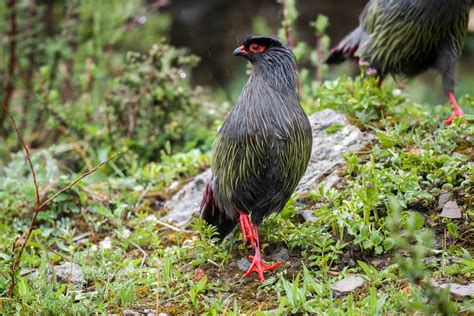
[249,43,266,53]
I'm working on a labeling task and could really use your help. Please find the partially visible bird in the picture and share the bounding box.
[326,0,471,124]
[200,36,312,281]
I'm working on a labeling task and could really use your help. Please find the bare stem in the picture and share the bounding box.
[4,104,120,297]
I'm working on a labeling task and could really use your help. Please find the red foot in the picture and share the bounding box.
[242,225,281,281]
[239,212,255,248]
[243,254,281,282]
[444,92,464,125]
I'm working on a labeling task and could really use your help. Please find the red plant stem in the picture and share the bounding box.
[2,105,40,207]
[38,153,120,210]
[3,104,120,297]
[0,0,18,128]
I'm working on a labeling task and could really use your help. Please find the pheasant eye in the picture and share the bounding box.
[249,44,265,53]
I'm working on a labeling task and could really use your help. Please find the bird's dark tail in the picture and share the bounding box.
[325,26,365,64]
[200,183,237,240]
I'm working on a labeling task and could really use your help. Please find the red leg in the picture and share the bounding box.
[239,212,255,248]
[444,92,465,125]
[243,225,281,282]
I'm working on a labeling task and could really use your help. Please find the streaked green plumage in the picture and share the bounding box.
[201,36,312,238]
[326,0,471,98]
[361,0,470,77]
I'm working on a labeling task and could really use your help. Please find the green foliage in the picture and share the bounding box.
[189,276,208,311]
[304,75,412,124]
[1,0,473,314]
[105,43,216,161]
[135,147,209,188]
[192,219,231,266]
[0,0,216,173]
[387,198,457,315]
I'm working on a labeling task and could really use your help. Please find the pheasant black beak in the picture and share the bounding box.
[233,45,248,57]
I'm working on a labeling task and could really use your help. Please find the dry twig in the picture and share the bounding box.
[3,104,120,297]
[152,217,194,234]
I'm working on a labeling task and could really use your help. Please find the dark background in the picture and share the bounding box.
[167,0,367,85]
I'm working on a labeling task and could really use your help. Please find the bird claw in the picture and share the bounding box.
[239,212,255,248]
[243,255,281,282]
[239,215,281,281]
[444,93,465,125]
[444,112,464,125]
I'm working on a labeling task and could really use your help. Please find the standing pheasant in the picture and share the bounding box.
[200,36,312,281]
[326,0,471,124]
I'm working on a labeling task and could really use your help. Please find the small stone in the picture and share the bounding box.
[300,209,319,222]
[51,262,84,286]
[440,201,462,219]
[271,248,290,262]
[438,191,452,210]
[122,228,132,238]
[331,275,365,294]
[169,181,179,191]
[123,310,140,316]
[100,236,112,250]
[237,257,251,271]
[439,283,474,300]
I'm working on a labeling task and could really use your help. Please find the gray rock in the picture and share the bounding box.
[438,191,452,210]
[439,283,474,300]
[162,109,373,226]
[271,248,290,262]
[123,311,140,316]
[296,109,373,194]
[162,169,211,226]
[50,262,84,286]
[99,236,112,250]
[440,201,462,219]
[237,257,251,271]
[331,275,366,294]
